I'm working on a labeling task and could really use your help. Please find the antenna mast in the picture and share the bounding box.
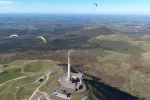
[67,50,70,81]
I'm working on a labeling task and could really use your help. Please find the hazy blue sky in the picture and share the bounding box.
[0,0,150,14]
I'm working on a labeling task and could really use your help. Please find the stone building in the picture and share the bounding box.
[54,88,71,99]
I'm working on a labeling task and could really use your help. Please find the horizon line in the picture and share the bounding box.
[0,13,150,15]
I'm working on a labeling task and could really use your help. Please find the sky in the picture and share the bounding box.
[0,0,150,15]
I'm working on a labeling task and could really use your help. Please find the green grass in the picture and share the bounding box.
[39,72,61,94]
[0,60,36,71]
[96,51,130,61]
[0,68,25,84]
[16,83,40,99]
[23,60,58,72]
[9,60,27,66]
[84,75,93,80]
[96,34,134,44]
[87,86,101,100]
[0,59,101,100]
[0,60,62,100]
[71,84,91,100]
[0,60,60,85]
[0,74,44,100]
[49,78,61,87]
[84,75,100,100]
[0,60,25,71]
[130,80,150,98]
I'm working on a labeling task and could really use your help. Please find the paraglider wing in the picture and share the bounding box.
[10,34,18,37]
[37,36,46,43]
[93,3,98,6]
[92,3,98,10]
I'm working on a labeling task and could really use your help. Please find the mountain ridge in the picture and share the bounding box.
[66,26,116,38]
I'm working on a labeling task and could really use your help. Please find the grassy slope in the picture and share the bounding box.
[0,60,60,100]
[39,72,61,94]
[39,71,62,100]
[1,60,95,100]
[96,34,134,44]
[0,68,25,84]
[23,60,57,72]
[0,74,43,100]
[87,34,150,99]
[96,51,130,61]
[0,60,58,84]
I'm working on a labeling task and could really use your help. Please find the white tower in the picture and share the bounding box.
[67,50,71,81]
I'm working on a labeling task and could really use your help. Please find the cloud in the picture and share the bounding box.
[0,1,20,4]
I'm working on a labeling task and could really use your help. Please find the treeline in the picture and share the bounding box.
[0,35,96,53]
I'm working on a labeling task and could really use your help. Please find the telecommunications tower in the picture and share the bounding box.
[67,50,71,81]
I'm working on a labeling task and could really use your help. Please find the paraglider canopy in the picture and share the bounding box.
[37,36,46,43]
[93,3,98,6]
[10,34,18,37]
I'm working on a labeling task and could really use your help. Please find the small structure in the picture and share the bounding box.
[54,88,71,99]
[37,76,45,82]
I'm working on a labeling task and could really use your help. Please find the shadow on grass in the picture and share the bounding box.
[84,74,139,100]
[58,64,141,100]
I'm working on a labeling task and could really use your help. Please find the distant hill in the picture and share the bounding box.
[0,26,118,64]
[96,34,135,44]
[67,26,116,38]
[47,26,117,51]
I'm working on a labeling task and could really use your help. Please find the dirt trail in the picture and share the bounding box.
[28,71,51,100]
[0,76,26,87]
[0,61,37,87]
[38,90,51,100]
